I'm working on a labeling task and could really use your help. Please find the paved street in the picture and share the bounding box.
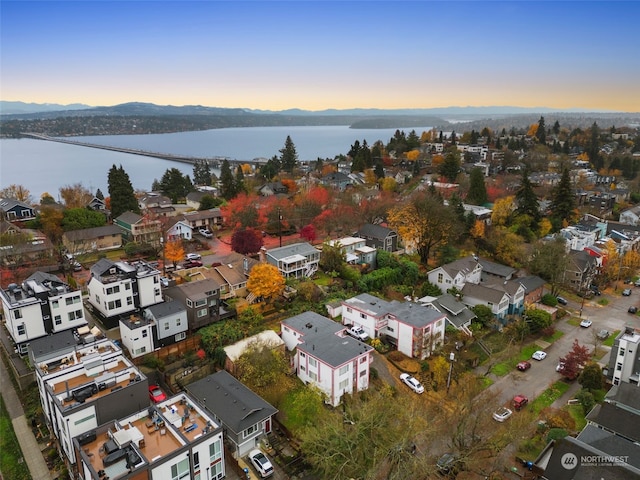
[482,289,640,409]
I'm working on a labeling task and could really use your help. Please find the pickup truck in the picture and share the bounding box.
[347,325,369,342]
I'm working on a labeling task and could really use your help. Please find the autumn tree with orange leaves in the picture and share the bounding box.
[164,239,185,268]
[247,263,285,303]
[220,193,262,229]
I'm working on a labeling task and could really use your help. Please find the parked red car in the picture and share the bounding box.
[516,361,531,371]
[149,385,166,403]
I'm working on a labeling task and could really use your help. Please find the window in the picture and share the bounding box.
[107,299,122,310]
[339,378,349,390]
[309,371,317,381]
[153,276,159,284]
[195,298,206,307]
[387,326,394,333]
[170,457,190,480]
[142,329,148,338]
[617,363,623,371]
[95,295,100,304]
[17,324,25,335]
[619,348,625,357]
[176,318,181,326]
[193,452,200,471]
[346,307,352,313]
[360,313,367,319]
[197,308,207,318]
[125,283,131,290]
[175,332,186,341]
[52,300,59,308]
[106,286,120,295]
[205,290,216,296]
[360,356,367,363]
[68,310,83,321]
[339,365,349,376]
[438,273,443,283]
[360,369,367,377]
[14,309,22,320]
[135,346,147,355]
[309,357,317,368]
[186,299,193,308]
[299,365,305,372]
[209,298,217,307]
[209,439,222,462]
[299,352,305,358]
[74,413,96,426]
[165,322,170,330]
[243,424,257,439]
[54,315,62,325]
[154,288,160,296]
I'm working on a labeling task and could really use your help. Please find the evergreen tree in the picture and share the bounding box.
[95,188,104,200]
[234,166,246,195]
[515,169,540,221]
[361,139,373,169]
[439,149,461,183]
[219,159,236,200]
[551,168,576,227]
[450,130,457,145]
[406,130,420,149]
[587,122,602,170]
[466,168,488,205]
[536,116,546,143]
[260,156,280,181]
[553,120,561,135]
[374,162,385,179]
[192,159,212,186]
[280,136,298,173]
[348,140,361,159]
[159,168,193,203]
[108,164,139,218]
[449,193,466,222]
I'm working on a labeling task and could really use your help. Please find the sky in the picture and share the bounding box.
[1,1,639,112]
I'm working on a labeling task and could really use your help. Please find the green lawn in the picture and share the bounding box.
[490,345,540,376]
[566,317,581,327]
[567,404,587,431]
[0,398,31,480]
[529,381,571,415]
[543,330,565,343]
[602,331,620,347]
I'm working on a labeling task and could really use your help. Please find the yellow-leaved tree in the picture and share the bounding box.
[490,195,515,227]
[406,149,420,162]
[164,239,185,268]
[247,263,285,303]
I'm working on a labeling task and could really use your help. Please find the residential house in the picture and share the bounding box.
[463,203,492,224]
[119,300,188,358]
[263,242,320,279]
[187,370,278,459]
[114,211,162,245]
[87,259,163,329]
[0,272,87,354]
[560,225,598,251]
[356,223,399,252]
[186,190,211,209]
[320,171,352,191]
[223,330,285,375]
[605,325,640,386]
[86,196,107,212]
[139,192,172,211]
[460,283,510,323]
[0,198,36,222]
[326,236,377,267]
[0,226,57,269]
[518,275,546,305]
[210,253,258,299]
[257,181,288,196]
[31,337,148,465]
[619,205,640,226]
[182,208,224,231]
[74,392,225,480]
[419,293,476,336]
[163,278,232,331]
[427,255,482,293]
[478,257,517,282]
[166,217,193,241]
[489,278,526,316]
[281,311,374,407]
[62,225,123,255]
[563,250,599,293]
[341,293,447,359]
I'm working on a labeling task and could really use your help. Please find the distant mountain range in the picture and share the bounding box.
[0,100,620,117]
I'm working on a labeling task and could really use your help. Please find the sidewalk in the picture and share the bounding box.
[0,357,51,480]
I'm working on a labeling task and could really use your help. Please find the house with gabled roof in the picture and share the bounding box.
[485,278,526,316]
[163,278,230,331]
[257,181,288,197]
[281,311,374,407]
[0,198,36,222]
[478,257,517,282]
[419,293,476,336]
[187,370,278,459]
[619,205,640,226]
[341,293,447,359]
[518,275,546,305]
[62,225,123,254]
[114,211,162,244]
[356,223,398,252]
[427,255,482,292]
[326,236,377,267]
[263,242,320,279]
[460,283,510,322]
[166,217,193,241]
[320,171,352,191]
[563,250,599,293]
[182,208,224,231]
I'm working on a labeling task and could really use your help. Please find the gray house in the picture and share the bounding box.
[264,242,320,279]
[357,224,398,252]
[186,370,278,459]
[163,278,233,331]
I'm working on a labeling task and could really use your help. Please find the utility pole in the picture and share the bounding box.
[277,207,283,247]
[446,352,455,394]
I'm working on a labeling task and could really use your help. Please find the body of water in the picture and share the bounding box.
[0,125,431,198]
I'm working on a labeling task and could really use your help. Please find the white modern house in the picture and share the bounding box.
[326,236,377,266]
[31,337,148,466]
[281,311,374,407]
[427,255,482,292]
[87,259,163,328]
[166,218,193,241]
[0,272,88,355]
[74,392,224,480]
[341,293,447,360]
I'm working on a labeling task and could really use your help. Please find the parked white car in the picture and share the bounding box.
[198,228,213,238]
[400,373,425,394]
[347,325,369,342]
[249,449,273,478]
[532,350,547,361]
[185,253,202,261]
[492,406,513,422]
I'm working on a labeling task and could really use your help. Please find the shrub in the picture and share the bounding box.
[576,388,596,415]
[546,428,568,443]
[541,293,558,306]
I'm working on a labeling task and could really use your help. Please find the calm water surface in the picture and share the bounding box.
[1,125,431,198]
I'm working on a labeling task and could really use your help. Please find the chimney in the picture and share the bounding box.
[259,247,267,263]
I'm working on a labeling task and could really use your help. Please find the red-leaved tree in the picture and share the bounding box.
[299,224,317,242]
[231,228,264,255]
[558,339,592,380]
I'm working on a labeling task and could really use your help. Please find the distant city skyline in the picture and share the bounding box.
[2,1,639,112]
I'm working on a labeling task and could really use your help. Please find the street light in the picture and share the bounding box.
[446,352,455,393]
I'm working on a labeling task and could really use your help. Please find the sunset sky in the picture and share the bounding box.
[1,1,639,112]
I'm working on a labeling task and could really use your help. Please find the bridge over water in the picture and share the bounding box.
[21,133,267,168]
